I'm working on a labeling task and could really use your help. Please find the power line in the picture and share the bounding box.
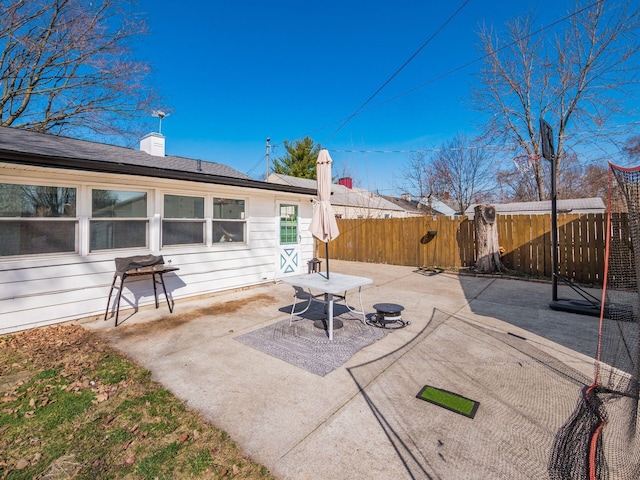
[329,143,519,155]
[278,0,607,155]
[341,0,607,124]
[254,0,620,178]
[327,0,473,141]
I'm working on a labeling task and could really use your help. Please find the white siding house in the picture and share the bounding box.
[267,173,412,218]
[0,127,316,333]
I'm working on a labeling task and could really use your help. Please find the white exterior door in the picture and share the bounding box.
[277,203,303,276]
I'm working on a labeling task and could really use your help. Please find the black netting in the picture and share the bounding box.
[549,163,640,480]
[548,385,607,479]
[348,309,591,479]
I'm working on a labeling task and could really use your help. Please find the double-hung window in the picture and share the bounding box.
[0,183,77,256]
[213,198,245,243]
[90,189,148,251]
[162,194,205,246]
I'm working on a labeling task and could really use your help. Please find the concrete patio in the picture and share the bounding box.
[81,260,601,479]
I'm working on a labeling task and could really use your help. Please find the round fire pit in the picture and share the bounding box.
[369,303,409,329]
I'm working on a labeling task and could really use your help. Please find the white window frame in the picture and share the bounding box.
[279,203,299,245]
[212,196,247,245]
[161,193,206,247]
[0,181,79,257]
[89,187,150,252]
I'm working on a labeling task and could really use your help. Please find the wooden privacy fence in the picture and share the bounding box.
[318,213,611,285]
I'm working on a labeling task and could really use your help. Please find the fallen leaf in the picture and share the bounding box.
[1,396,17,403]
[232,464,240,474]
[178,433,188,443]
[29,398,36,408]
[24,410,35,418]
[125,454,135,465]
[193,430,201,441]
[129,424,139,433]
[15,459,29,469]
[95,393,108,403]
[32,452,42,463]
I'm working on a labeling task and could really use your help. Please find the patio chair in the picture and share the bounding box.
[288,286,350,325]
[289,286,316,325]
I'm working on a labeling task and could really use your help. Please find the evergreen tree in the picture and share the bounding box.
[272,137,321,179]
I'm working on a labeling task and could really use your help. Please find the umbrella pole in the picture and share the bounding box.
[325,242,329,279]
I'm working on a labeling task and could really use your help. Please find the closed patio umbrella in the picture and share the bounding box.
[309,149,339,278]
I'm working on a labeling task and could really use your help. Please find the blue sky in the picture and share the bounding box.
[134,0,621,195]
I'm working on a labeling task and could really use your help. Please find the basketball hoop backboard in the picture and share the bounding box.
[540,118,555,162]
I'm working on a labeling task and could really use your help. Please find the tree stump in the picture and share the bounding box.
[474,204,503,273]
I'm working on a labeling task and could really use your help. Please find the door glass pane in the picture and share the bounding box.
[280,204,298,244]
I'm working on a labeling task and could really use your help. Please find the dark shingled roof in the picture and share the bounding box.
[0,126,315,195]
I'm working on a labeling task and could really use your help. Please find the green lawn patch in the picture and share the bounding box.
[0,324,275,479]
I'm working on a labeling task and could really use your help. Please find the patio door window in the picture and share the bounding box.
[279,204,298,244]
[90,189,148,251]
[0,183,77,256]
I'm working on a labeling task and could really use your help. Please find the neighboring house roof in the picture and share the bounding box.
[380,195,423,213]
[0,126,315,195]
[267,173,405,212]
[464,197,606,217]
[418,195,457,216]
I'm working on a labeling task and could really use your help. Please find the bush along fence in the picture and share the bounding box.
[318,213,615,285]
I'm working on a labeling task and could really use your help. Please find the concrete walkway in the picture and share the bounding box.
[82,260,601,479]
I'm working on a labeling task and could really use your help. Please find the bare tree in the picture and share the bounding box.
[496,157,544,201]
[474,0,640,201]
[429,134,494,214]
[0,0,158,143]
[625,135,640,158]
[400,151,432,199]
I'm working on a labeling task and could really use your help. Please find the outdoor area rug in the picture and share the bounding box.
[235,312,387,376]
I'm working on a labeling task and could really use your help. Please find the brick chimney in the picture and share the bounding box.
[338,177,353,189]
[140,132,165,157]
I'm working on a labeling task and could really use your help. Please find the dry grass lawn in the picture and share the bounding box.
[0,322,276,480]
